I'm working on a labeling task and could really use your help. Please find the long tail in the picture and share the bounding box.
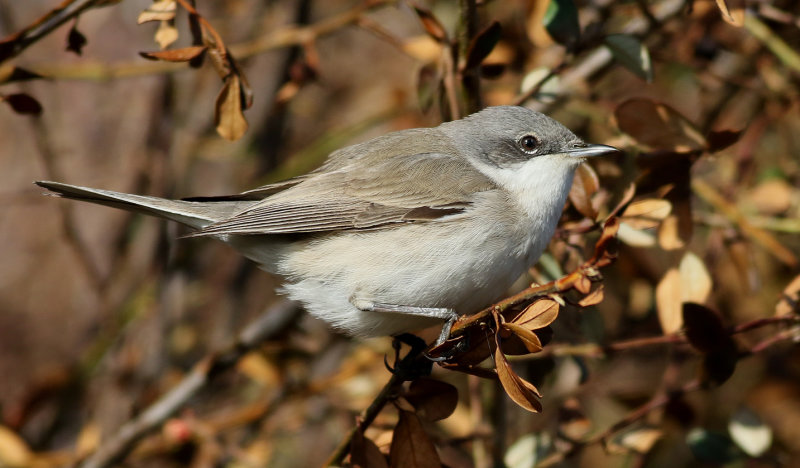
[35,181,251,230]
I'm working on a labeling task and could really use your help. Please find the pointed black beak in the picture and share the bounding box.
[565,143,620,158]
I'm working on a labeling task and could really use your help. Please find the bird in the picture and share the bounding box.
[36,105,618,345]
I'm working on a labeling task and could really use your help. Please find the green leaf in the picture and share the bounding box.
[543,0,580,50]
[605,34,653,82]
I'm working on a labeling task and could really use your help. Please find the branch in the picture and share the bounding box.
[1,1,394,80]
[78,300,301,468]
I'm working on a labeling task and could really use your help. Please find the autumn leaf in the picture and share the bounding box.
[214,74,248,141]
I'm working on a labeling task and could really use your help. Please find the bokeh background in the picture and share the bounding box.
[1,0,799,467]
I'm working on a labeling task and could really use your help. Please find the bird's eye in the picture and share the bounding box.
[518,135,539,154]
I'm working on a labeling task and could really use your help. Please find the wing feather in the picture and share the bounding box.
[191,129,498,237]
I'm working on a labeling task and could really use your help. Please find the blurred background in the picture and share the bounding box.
[1,0,799,467]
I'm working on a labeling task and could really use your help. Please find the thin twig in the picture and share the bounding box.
[1,1,394,81]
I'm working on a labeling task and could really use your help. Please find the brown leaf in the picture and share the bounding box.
[501,322,543,353]
[138,0,176,24]
[776,274,800,316]
[351,428,389,468]
[615,98,706,151]
[66,24,87,55]
[215,75,248,141]
[622,199,672,228]
[140,45,207,62]
[682,303,733,354]
[494,346,543,412]
[657,215,684,250]
[702,348,738,385]
[578,284,604,307]
[404,379,458,421]
[513,298,559,329]
[569,163,600,219]
[0,67,44,84]
[2,93,42,115]
[715,0,745,26]
[706,129,743,152]
[411,4,448,43]
[465,21,502,70]
[389,410,442,468]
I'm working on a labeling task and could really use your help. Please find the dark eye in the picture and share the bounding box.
[518,135,539,154]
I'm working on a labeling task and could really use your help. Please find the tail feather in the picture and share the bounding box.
[35,181,251,230]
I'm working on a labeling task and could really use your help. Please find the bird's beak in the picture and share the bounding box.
[565,143,620,158]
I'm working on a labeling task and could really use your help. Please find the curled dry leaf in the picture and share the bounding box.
[578,284,605,307]
[389,410,442,468]
[615,98,707,152]
[140,46,207,62]
[138,0,176,24]
[404,378,459,421]
[494,345,543,413]
[569,162,600,220]
[512,298,559,328]
[215,74,248,141]
[501,322,544,353]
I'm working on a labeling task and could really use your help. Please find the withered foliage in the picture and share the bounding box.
[2,0,800,467]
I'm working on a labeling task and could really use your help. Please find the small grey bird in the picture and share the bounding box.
[37,106,617,344]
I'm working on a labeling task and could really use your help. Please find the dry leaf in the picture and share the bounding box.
[656,268,682,334]
[618,222,657,247]
[501,322,544,353]
[775,274,800,316]
[1,93,42,115]
[404,379,459,421]
[569,163,600,219]
[715,0,745,26]
[609,427,663,454]
[402,36,442,63]
[351,428,390,468]
[0,425,33,467]
[655,252,713,334]
[680,252,712,304]
[578,284,604,307]
[215,74,248,141]
[411,4,448,43]
[658,215,685,250]
[389,411,442,468]
[494,346,543,412]
[622,199,672,228]
[155,21,179,49]
[138,0,176,24]
[615,98,707,151]
[140,46,207,62]
[513,298,559,328]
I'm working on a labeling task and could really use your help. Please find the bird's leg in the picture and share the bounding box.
[353,299,461,362]
[353,300,457,342]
